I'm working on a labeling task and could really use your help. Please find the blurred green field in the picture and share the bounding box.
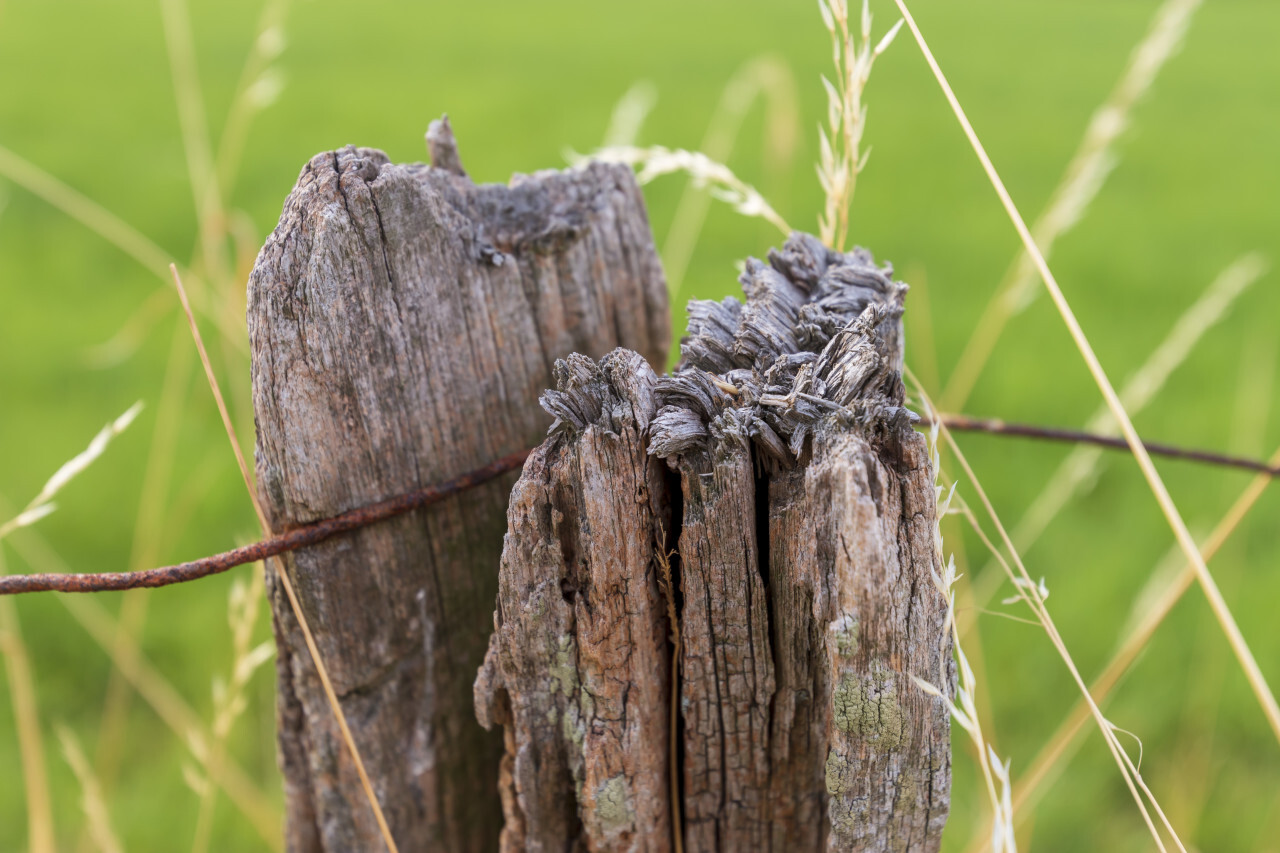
[1,0,1278,849]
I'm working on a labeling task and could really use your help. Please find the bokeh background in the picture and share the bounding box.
[1,0,1278,849]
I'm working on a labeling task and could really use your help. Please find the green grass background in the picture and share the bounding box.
[1,0,1278,849]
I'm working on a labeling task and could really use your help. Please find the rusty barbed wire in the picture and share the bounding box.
[1,415,1274,597]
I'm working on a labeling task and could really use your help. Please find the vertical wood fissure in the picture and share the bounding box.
[482,232,954,851]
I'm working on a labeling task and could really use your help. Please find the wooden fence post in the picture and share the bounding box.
[477,234,955,851]
[248,119,670,851]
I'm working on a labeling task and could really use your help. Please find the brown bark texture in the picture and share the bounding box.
[248,118,670,852]
[478,233,955,852]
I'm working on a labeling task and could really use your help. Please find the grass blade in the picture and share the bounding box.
[892,0,1280,749]
[941,0,1203,410]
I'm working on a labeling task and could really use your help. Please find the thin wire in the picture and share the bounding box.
[0,449,532,595]
[931,414,1280,477]
[2,409,1273,596]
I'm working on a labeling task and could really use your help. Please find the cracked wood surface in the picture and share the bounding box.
[479,233,953,851]
[248,122,669,852]
[476,351,674,853]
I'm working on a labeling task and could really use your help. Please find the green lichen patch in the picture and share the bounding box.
[592,775,634,834]
[830,613,859,657]
[825,748,850,796]
[549,633,579,697]
[825,751,868,838]
[832,667,906,750]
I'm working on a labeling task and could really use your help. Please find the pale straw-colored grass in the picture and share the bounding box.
[601,81,657,150]
[0,143,241,353]
[3,5,346,847]
[941,0,1203,411]
[0,499,283,848]
[160,0,266,434]
[967,253,1267,611]
[160,0,229,286]
[92,319,194,804]
[815,0,902,251]
[910,372,1183,851]
[892,0,1280,751]
[89,5,289,836]
[0,143,172,276]
[947,440,1181,851]
[189,572,275,853]
[589,144,791,235]
[912,420,1018,852]
[974,436,1280,850]
[0,403,142,541]
[0,563,54,853]
[0,407,141,853]
[214,0,290,191]
[0,402,277,848]
[57,726,123,853]
[172,265,400,852]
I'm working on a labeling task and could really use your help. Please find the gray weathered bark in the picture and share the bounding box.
[474,350,675,852]
[478,233,954,851]
[248,119,670,851]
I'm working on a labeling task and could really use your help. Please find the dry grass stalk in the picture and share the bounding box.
[815,0,902,250]
[172,266,400,852]
[188,571,274,853]
[0,553,54,853]
[90,2,290,825]
[3,7,287,846]
[0,499,283,847]
[941,0,1203,410]
[57,726,124,853]
[91,320,194,806]
[214,0,290,189]
[0,144,241,353]
[949,466,1179,852]
[0,403,142,541]
[601,80,657,149]
[912,422,1017,852]
[985,438,1280,847]
[892,0,1280,750]
[909,365,1184,851]
[588,144,791,234]
[160,0,229,285]
[967,252,1266,611]
[0,143,172,276]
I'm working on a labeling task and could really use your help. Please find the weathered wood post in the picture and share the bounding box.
[248,120,670,851]
[477,234,955,851]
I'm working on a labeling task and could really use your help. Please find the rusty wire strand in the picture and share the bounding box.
[1,414,1274,597]
[0,450,532,595]
[932,414,1280,477]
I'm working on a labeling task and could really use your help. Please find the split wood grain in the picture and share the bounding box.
[480,232,954,851]
[476,351,675,853]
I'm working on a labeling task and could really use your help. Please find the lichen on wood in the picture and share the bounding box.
[480,232,954,851]
[476,349,675,852]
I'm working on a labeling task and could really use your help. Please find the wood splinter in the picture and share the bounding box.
[477,232,955,852]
